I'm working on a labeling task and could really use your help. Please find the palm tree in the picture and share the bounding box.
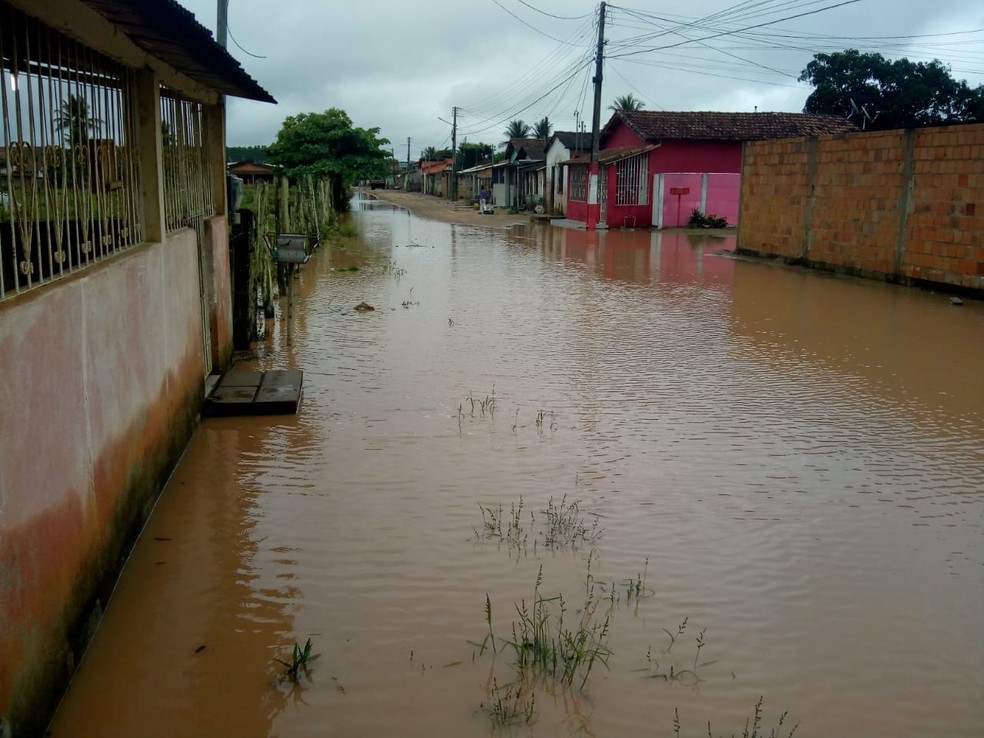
[504,119,531,141]
[56,94,102,147]
[609,94,645,112]
[422,146,439,161]
[532,116,552,140]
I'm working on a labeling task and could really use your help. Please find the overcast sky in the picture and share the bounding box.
[178,0,984,157]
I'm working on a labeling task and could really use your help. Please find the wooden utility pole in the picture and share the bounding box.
[406,136,411,191]
[587,2,606,230]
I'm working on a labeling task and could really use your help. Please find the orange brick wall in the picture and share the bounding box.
[738,123,983,293]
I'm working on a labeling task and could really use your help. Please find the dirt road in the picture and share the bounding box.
[362,188,530,229]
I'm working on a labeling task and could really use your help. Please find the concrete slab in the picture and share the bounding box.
[205,369,302,416]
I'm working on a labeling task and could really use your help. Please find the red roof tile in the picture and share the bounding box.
[610,111,857,142]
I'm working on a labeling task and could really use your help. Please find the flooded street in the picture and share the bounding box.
[51,196,984,738]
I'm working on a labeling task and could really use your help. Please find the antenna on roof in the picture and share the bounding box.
[848,98,879,130]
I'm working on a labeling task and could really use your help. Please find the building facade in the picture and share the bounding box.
[0,2,274,735]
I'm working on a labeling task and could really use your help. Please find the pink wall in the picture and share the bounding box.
[659,173,741,227]
[662,174,704,227]
[707,173,741,225]
[0,219,229,732]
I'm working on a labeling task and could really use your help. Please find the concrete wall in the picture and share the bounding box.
[738,123,984,292]
[0,220,228,736]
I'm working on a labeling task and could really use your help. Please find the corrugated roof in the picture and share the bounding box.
[609,111,857,142]
[81,0,275,103]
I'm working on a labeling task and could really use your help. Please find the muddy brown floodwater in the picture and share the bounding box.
[50,193,984,738]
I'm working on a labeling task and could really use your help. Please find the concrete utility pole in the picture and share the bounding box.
[587,1,606,230]
[451,106,458,201]
[406,136,411,191]
[217,0,228,48]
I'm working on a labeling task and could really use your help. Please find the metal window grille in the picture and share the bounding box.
[160,91,214,234]
[570,165,587,201]
[0,4,143,300]
[615,153,648,206]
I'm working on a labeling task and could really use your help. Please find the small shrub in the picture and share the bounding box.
[688,208,728,229]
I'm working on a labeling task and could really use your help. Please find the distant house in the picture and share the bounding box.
[227,159,277,183]
[545,131,590,215]
[456,161,493,202]
[493,138,546,210]
[565,111,857,228]
[420,158,453,196]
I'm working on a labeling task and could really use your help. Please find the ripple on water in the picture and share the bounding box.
[48,202,984,738]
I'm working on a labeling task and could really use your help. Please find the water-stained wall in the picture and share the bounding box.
[738,123,984,292]
[0,221,228,736]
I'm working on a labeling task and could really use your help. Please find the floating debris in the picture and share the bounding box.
[949,296,964,306]
[354,302,376,312]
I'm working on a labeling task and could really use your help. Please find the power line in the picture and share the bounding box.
[607,0,865,59]
[514,0,595,21]
[491,0,592,45]
[226,20,266,59]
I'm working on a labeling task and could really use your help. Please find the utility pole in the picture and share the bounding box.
[217,0,228,48]
[587,1,606,230]
[451,106,458,201]
[406,136,411,191]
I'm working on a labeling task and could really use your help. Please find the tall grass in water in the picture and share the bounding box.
[674,697,799,738]
[478,565,613,690]
[474,493,603,556]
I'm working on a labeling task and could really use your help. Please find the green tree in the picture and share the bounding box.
[799,49,984,130]
[609,94,645,112]
[227,144,270,163]
[504,119,531,140]
[56,93,101,147]
[532,116,552,140]
[266,108,390,209]
[457,142,494,170]
[421,146,452,161]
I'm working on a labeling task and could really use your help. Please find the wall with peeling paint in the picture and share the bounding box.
[0,221,228,736]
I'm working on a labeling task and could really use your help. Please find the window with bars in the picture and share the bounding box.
[569,165,587,201]
[161,91,215,234]
[615,153,648,206]
[0,4,144,300]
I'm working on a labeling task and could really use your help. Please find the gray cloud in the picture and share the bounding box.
[180,0,984,154]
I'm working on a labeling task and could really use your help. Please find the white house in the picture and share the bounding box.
[545,131,590,215]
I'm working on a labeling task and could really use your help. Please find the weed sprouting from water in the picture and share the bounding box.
[473,594,498,656]
[464,387,496,418]
[276,638,319,683]
[664,616,689,651]
[401,285,418,308]
[643,618,718,686]
[477,565,613,691]
[543,494,601,551]
[475,494,602,556]
[624,557,652,600]
[480,678,536,728]
[675,696,799,738]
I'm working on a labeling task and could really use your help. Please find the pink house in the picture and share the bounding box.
[566,111,856,229]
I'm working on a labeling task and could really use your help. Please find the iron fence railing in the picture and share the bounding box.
[0,3,144,300]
